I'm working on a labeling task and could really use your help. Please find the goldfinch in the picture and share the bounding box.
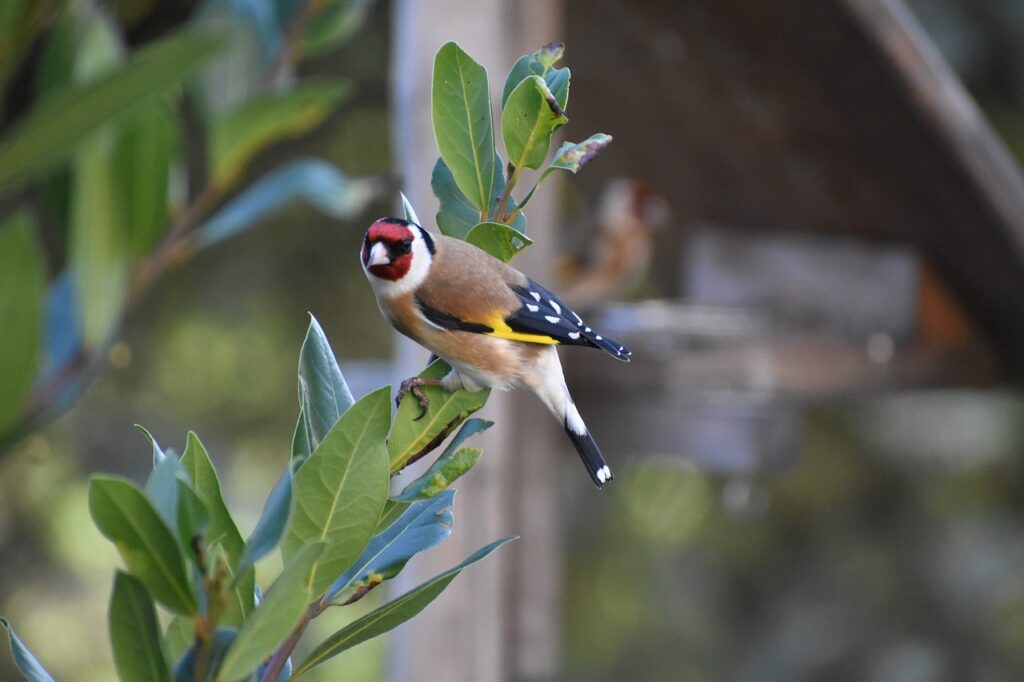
[360,217,630,488]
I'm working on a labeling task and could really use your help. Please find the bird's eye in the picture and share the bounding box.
[392,239,412,256]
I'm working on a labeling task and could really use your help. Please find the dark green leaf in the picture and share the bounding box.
[293,537,516,677]
[0,618,55,682]
[284,387,391,599]
[431,156,479,238]
[296,315,354,458]
[388,360,490,473]
[237,469,292,573]
[465,222,533,263]
[190,159,379,249]
[395,418,492,501]
[180,433,253,624]
[216,542,324,682]
[502,75,567,172]
[176,482,209,558]
[109,572,171,682]
[0,211,44,438]
[89,476,197,615]
[0,28,223,190]
[325,490,455,603]
[431,42,494,213]
[210,80,352,189]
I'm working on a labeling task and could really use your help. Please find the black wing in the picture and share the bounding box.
[506,279,631,361]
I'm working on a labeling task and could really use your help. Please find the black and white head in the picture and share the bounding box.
[360,218,436,297]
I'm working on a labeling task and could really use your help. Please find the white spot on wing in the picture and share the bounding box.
[595,335,602,340]
[568,331,580,340]
[550,300,561,314]
[571,311,583,324]
[597,467,608,484]
[584,326,592,333]
[526,304,539,312]
[545,315,560,324]
[530,291,542,302]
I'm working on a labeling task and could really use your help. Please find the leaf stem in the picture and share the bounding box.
[263,601,321,682]
[493,166,520,224]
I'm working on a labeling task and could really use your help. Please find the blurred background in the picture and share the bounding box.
[2,0,1024,680]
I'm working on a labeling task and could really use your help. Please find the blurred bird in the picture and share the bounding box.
[558,178,670,309]
[360,218,630,487]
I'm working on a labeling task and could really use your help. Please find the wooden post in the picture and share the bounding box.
[388,2,564,680]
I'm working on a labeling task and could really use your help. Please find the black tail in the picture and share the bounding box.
[563,421,613,488]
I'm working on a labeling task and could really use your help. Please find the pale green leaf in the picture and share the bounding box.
[502,75,567,172]
[465,222,533,263]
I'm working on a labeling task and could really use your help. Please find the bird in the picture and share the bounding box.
[360,217,630,488]
[557,178,669,309]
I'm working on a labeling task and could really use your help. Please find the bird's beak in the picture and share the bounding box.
[367,241,389,267]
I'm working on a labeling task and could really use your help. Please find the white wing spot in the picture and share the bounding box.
[545,315,560,324]
[568,331,580,340]
[550,300,561,314]
[584,326,592,333]
[597,467,608,484]
[572,311,583,324]
[595,335,603,341]
[530,291,542,302]
[526,304,539,312]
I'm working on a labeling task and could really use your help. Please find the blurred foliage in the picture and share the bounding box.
[0,0,384,453]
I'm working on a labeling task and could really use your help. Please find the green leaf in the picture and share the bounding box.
[180,433,253,624]
[400,192,421,225]
[325,490,455,603]
[0,28,223,190]
[115,102,175,255]
[374,499,412,535]
[300,0,374,58]
[502,75,567,173]
[0,211,44,438]
[291,408,311,466]
[431,156,481,238]
[543,134,613,179]
[431,42,494,213]
[501,43,569,110]
[215,542,325,682]
[293,537,516,677]
[283,387,391,599]
[109,572,171,682]
[163,615,193,664]
[521,134,613,210]
[237,469,292,573]
[297,315,355,459]
[395,418,492,501]
[145,455,186,533]
[388,360,490,473]
[466,222,533,263]
[1,617,56,682]
[176,482,209,558]
[89,476,197,615]
[210,80,351,189]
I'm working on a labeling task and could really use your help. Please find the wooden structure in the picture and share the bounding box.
[388,0,1024,680]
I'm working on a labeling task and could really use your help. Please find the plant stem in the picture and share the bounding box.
[262,602,320,682]
[494,166,520,224]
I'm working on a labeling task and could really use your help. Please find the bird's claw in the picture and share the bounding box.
[396,377,431,420]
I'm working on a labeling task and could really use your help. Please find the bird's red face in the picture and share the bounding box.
[362,219,416,281]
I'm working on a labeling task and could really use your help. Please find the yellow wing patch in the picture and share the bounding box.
[484,317,560,345]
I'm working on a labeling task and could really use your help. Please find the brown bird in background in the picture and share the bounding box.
[557,178,670,309]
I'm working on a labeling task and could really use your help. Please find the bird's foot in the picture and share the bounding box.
[396,377,441,420]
